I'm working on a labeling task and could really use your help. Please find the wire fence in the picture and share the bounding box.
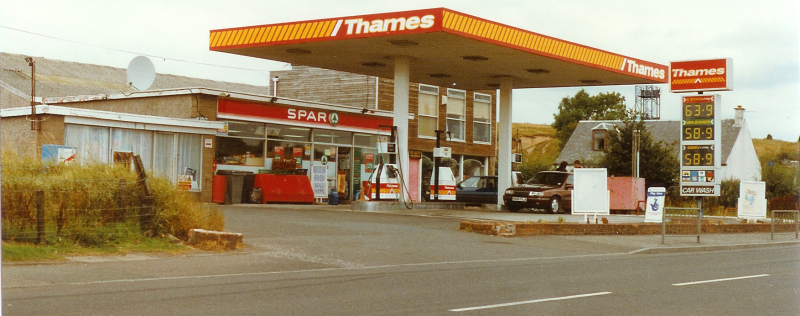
[662,207,702,245]
[2,169,154,246]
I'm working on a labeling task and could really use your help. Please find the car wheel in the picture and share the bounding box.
[507,206,521,212]
[548,197,562,214]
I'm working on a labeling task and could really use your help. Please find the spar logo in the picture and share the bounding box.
[287,108,340,126]
[332,14,435,36]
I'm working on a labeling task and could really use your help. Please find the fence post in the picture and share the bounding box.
[36,190,45,245]
[771,210,775,240]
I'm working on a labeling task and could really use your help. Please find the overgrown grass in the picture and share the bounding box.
[2,150,223,262]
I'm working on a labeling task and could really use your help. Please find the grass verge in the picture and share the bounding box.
[3,237,189,263]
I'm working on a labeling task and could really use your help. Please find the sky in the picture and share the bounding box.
[2,0,798,141]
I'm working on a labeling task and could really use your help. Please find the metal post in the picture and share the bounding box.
[696,198,702,244]
[771,210,775,240]
[36,190,45,245]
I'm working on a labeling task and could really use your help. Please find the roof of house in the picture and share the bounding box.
[556,119,741,165]
[0,52,269,101]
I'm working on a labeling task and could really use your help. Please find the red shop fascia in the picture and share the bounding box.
[217,98,393,133]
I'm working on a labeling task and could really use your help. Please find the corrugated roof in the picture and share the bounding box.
[556,119,740,165]
[1,52,269,102]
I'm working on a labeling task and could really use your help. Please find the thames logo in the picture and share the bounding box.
[329,112,339,126]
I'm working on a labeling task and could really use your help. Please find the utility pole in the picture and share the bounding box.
[25,56,38,131]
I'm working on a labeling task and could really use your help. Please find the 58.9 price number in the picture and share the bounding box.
[683,125,714,140]
[682,145,715,167]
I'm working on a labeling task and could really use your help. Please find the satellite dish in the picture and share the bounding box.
[126,56,156,90]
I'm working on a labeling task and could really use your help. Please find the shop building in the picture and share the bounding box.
[0,53,397,203]
[270,65,498,200]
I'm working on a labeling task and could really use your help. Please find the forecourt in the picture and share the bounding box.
[210,8,668,203]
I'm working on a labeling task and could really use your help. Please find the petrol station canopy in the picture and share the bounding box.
[209,8,668,90]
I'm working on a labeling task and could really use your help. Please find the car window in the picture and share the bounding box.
[459,176,480,188]
[566,175,574,186]
[527,173,569,186]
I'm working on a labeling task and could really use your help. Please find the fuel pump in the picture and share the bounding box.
[430,130,456,201]
[369,125,400,201]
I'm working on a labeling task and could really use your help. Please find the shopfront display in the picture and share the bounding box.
[215,98,393,203]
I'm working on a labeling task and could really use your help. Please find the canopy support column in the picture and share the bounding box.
[393,57,410,201]
[497,77,514,205]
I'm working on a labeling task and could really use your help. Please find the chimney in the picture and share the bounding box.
[734,105,745,127]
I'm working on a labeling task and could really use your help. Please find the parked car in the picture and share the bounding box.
[456,176,498,205]
[502,171,573,213]
[454,172,525,205]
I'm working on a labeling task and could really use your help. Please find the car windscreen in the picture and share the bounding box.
[527,173,568,186]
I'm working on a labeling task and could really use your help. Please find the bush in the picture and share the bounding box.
[2,150,223,246]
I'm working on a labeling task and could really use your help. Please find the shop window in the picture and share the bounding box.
[266,125,309,141]
[472,93,492,143]
[65,124,110,165]
[177,134,202,191]
[267,140,311,173]
[227,121,265,138]
[331,130,352,145]
[418,84,439,138]
[446,89,466,141]
[112,129,153,169]
[354,134,377,147]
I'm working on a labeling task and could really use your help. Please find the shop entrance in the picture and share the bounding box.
[337,146,352,202]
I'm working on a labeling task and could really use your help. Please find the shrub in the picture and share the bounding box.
[2,150,223,246]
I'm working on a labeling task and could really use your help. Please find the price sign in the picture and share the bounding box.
[682,96,716,141]
[680,95,720,196]
[682,145,715,167]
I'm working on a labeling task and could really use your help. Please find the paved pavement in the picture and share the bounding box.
[237,202,799,254]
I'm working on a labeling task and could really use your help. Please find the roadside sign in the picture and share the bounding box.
[644,187,666,223]
[670,58,732,92]
[680,95,721,197]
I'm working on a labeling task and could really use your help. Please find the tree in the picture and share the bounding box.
[552,89,627,148]
[600,113,680,188]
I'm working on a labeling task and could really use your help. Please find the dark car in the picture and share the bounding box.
[502,171,573,213]
[455,176,498,205]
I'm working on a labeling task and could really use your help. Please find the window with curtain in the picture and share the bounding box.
[418,84,439,138]
[153,133,175,181]
[473,93,492,143]
[64,124,110,165]
[177,134,201,190]
[111,128,154,169]
[446,89,466,141]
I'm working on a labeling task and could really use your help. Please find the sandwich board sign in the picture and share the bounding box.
[644,187,666,223]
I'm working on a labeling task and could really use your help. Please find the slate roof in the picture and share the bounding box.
[0,52,269,102]
[556,119,741,165]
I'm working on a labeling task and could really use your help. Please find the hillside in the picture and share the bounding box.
[752,138,799,164]
[512,123,560,166]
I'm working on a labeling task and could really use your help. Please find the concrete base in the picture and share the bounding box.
[352,201,465,212]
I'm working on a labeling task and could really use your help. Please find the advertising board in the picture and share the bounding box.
[670,58,732,92]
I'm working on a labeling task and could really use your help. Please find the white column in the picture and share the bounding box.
[497,77,513,205]
[393,57,410,200]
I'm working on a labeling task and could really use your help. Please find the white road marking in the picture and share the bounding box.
[672,274,770,286]
[450,292,613,312]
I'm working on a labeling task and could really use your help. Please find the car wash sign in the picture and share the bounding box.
[670,58,732,92]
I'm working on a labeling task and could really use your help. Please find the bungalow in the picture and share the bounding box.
[555,106,761,182]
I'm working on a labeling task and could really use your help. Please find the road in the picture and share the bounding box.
[3,206,799,315]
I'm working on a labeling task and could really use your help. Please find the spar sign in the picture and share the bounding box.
[670,58,732,92]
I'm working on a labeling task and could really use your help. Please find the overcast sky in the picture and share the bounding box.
[2,0,798,141]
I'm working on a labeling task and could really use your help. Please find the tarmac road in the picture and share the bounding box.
[2,204,798,315]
